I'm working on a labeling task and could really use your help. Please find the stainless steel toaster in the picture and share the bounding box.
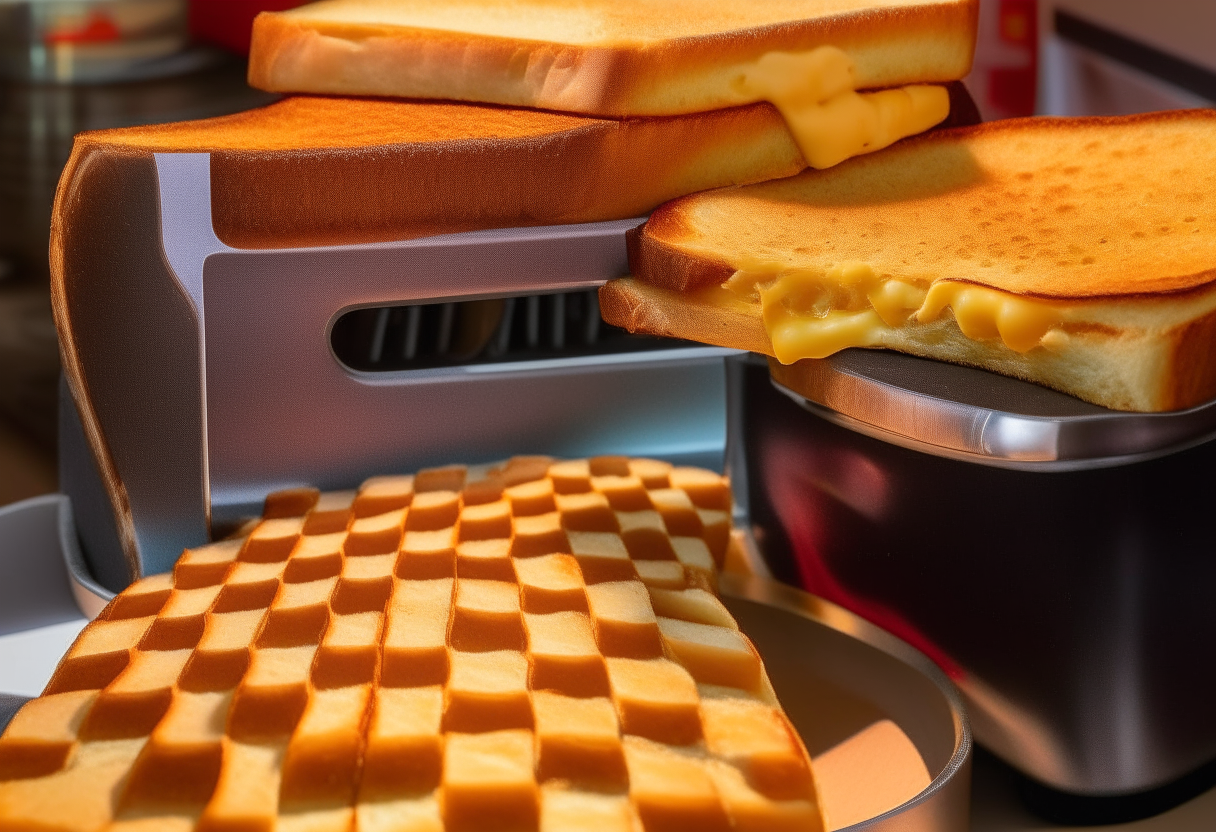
[55,151,734,591]
[737,347,1216,813]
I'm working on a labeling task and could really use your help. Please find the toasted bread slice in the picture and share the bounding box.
[601,110,1216,412]
[0,458,828,832]
[249,0,977,168]
[58,95,804,250]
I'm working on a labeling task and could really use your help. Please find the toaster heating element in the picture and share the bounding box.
[331,291,677,373]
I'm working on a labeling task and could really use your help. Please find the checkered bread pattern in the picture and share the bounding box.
[0,456,824,832]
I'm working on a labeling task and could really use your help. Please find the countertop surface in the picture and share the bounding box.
[971,750,1216,831]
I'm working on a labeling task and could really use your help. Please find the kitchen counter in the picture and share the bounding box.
[972,750,1216,831]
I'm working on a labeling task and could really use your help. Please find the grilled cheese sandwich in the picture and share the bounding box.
[601,111,1216,412]
[248,0,978,170]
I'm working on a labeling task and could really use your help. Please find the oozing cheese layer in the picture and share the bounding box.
[735,47,951,169]
[724,263,1073,362]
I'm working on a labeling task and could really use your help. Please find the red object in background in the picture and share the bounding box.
[965,0,1038,119]
[989,66,1037,115]
[989,0,1037,115]
[998,0,1036,45]
[189,0,305,54]
[44,11,122,44]
[760,433,966,682]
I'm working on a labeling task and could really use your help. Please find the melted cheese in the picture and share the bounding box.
[735,47,951,169]
[725,263,1074,362]
[917,282,1069,353]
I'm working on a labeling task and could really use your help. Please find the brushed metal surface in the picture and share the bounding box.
[742,357,1216,796]
[58,376,130,594]
[55,150,208,588]
[0,495,81,636]
[59,152,733,581]
[0,694,29,735]
[771,350,1216,470]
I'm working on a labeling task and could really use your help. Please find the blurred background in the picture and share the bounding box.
[0,0,1212,507]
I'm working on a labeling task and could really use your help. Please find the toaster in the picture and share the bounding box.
[55,151,733,592]
[737,346,1216,817]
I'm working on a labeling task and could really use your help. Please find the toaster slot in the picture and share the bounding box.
[331,290,679,372]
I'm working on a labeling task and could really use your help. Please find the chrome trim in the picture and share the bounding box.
[772,350,1216,471]
[57,496,116,618]
[62,152,726,576]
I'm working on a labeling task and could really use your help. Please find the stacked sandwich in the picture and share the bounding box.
[49,0,981,255]
[243,0,1216,414]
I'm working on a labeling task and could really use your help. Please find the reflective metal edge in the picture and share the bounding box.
[721,573,973,832]
[56,496,115,618]
[770,353,1216,471]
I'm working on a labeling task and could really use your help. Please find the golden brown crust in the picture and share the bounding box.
[632,109,1216,300]
[248,0,977,115]
[1164,307,1216,411]
[76,95,804,249]
[599,279,773,356]
[624,221,736,295]
[94,94,596,150]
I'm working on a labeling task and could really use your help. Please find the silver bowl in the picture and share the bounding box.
[722,574,972,831]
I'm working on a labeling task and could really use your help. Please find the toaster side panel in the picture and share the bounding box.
[50,144,209,589]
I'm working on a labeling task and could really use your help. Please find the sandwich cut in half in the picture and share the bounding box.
[601,110,1216,413]
[248,0,979,170]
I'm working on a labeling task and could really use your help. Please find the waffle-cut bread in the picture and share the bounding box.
[0,456,827,832]
[248,0,977,169]
[601,110,1216,412]
[55,95,806,251]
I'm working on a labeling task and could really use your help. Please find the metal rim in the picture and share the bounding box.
[771,363,1216,471]
[720,573,973,830]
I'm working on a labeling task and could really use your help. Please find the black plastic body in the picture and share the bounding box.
[740,359,1216,807]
